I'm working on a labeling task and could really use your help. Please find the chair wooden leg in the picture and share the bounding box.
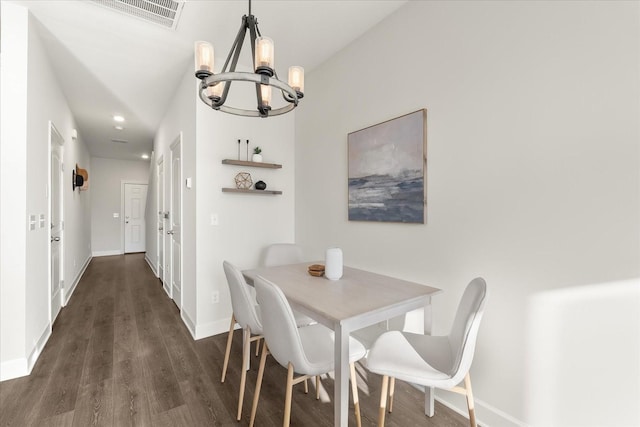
[237,327,251,421]
[464,373,477,427]
[221,314,235,383]
[249,343,269,427]
[350,363,362,427]
[378,375,389,426]
[284,363,295,427]
[304,378,309,394]
[315,375,321,400]
[388,377,395,413]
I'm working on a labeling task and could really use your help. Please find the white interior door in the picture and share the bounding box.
[169,137,182,308]
[157,158,165,287]
[124,183,148,253]
[50,123,64,324]
[163,163,172,297]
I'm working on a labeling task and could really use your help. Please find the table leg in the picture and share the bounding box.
[424,297,434,417]
[334,323,349,427]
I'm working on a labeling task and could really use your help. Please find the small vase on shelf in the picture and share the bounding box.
[252,146,263,162]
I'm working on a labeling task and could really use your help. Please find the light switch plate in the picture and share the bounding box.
[29,215,36,231]
[185,177,192,189]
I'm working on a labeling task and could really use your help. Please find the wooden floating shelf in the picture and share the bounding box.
[222,159,282,169]
[222,188,283,195]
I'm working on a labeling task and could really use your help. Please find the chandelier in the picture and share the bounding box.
[194,0,304,118]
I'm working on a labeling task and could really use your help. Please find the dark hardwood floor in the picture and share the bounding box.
[0,254,469,426]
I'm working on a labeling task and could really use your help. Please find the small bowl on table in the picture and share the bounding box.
[308,264,325,277]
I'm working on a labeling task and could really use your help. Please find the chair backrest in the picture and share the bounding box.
[447,277,488,382]
[254,276,310,371]
[223,261,262,333]
[263,243,304,267]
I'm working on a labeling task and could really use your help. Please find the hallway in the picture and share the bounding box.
[0,254,467,426]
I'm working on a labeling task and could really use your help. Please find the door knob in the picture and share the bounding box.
[167,230,174,235]
[51,236,60,242]
[159,227,163,231]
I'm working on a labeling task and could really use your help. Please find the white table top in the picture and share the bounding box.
[243,262,441,329]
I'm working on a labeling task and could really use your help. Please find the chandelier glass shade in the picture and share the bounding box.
[194,0,304,118]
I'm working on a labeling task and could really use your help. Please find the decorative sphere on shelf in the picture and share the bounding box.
[234,172,252,189]
[255,180,267,190]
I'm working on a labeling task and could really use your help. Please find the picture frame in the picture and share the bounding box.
[348,109,427,223]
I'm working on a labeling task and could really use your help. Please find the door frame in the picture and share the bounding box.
[120,180,148,254]
[169,134,182,309]
[156,155,165,285]
[48,121,64,326]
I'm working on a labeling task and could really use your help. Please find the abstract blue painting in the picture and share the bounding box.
[348,109,426,223]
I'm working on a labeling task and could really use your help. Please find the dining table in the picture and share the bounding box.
[242,262,442,427]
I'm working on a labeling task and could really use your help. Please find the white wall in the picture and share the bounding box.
[1,1,29,373]
[147,64,296,339]
[1,3,92,380]
[525,279,639,426]
[61,128,92,306]
[295,1,639,425]
[194,88,296,338]
[90,156,149,256]
[150,65,197,329]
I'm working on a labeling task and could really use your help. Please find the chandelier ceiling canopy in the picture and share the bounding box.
[194,0,304,118]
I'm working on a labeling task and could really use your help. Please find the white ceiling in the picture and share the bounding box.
[15,0,407,161]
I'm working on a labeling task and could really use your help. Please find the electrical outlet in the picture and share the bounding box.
[212,291,219,304]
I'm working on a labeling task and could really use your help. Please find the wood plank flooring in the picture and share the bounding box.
[0,254,470,426]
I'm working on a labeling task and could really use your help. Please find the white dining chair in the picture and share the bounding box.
[263,242,315,327]
[250,276,367,427]
[263,243,304,266]
[221,261,314,421]
[367,278,488,427]
[222,261,265,421]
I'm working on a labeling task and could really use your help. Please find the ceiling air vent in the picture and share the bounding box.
[89,0,185,30]
[111,139,129,144]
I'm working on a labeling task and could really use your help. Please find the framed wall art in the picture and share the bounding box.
[348,109,427,224]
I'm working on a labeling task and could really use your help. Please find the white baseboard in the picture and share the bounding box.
[436,391,526,427]
[0,325,48,382]
[194,317,234,340]
[181,309,196,339]
[27,324,51,374]
[0,358,28,382]
[92,250,122,257]
[63,255,91,306]
[144,254,158,277]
